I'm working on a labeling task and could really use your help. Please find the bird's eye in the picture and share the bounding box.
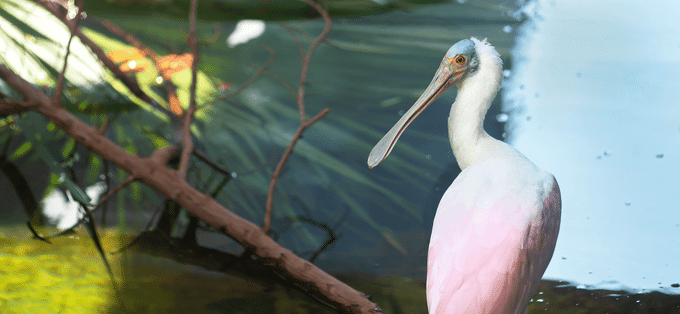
[455,56,467,65]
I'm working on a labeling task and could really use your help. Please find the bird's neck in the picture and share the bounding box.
[448,55,503,170]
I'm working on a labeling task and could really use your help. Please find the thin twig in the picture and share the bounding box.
[192,149,231,178]
[204,23,222,45]
[280,24,307,63]
[177,0,199,179]
[53,0,82,107]
[187,0,199,113]
[264,109,330,233]
[263,0,333,233]
[296,0,332,121]
[216,44,277,101]
[250,65,297,100]
[96,175,135,207]
[53,34,73,107]
[95,146,179,212]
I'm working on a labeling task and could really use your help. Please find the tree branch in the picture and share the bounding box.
[262,0,333,233]
[53,0,82,107]
[218,44,277,100]
[296,0,331,119]
[177,0,199,179]
[0,63,380,314]
[96,174,135,208]
[0,98,36,117]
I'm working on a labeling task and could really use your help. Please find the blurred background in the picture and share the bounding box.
[1,0,679,313]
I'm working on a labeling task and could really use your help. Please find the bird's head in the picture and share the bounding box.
[440,39,480,88]
[367,38,483,168]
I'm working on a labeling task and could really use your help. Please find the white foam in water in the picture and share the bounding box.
[42,182,107,230]
[226,20,266,48]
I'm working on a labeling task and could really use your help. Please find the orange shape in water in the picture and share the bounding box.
[169,97,182,116]
[107,47,144,63]
[157,53,193,77]
[118,58,151,73]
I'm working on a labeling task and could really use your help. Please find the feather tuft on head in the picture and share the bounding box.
[470,37,502,66]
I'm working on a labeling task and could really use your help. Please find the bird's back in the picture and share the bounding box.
[427,156,561,314]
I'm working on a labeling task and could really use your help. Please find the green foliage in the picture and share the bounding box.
[9,141,31,160]
[17,112,93,206]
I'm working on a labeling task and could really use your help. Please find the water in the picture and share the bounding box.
[504,0,680,294]
[2,0,680,311]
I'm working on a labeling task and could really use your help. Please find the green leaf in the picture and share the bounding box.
[61,137,76,159]
[9,141,32,160]
[61,176,93,206]
[18,112,93,206]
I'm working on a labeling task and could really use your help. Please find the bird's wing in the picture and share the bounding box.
[426,160,560,314]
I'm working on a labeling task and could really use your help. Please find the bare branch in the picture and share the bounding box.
[280,24,307,64]
[0,98,36,117]
[217,44,277,101]
[204,23,222,45]
[296,0,332,121]
[53,0,82,107]
[192,149,232,178]
[96,145,179,208]
[0,63,380,313]
[263,0,333,234]
[9,3,380,311]
[264,108,329,233]
[96,175,135,207]
[250,64,298,100]
[307,108,331,126]
[177,0,199,179]
[187,0,199,113]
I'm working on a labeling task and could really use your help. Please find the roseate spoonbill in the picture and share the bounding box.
[368,38,561,314]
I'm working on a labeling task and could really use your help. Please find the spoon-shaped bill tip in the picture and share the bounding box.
[367,144,388,169]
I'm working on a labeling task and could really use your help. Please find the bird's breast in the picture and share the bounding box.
[426,157,560,314]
